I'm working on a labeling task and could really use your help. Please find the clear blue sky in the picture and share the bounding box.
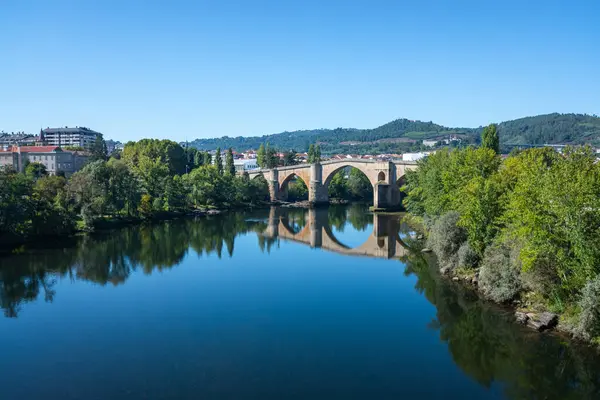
[1,0,598,142]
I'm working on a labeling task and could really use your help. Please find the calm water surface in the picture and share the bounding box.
[1,205,599,399]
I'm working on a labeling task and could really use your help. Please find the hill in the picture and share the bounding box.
[188,113,600,154]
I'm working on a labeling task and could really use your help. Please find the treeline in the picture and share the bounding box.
[402,125,600,344]
[188,113,600,155]
[0,139,269,248]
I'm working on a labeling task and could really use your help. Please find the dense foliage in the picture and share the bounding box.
[188,113,600,154]
[327,168,373,202]
[403,138,600,343]
[0,140,269,248]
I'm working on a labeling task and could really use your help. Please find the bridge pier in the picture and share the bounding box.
[372,182,403,211]
[308,163,328,205]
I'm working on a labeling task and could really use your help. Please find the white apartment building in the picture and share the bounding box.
[41,127,100,150]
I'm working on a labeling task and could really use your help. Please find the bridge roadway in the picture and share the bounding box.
[262,207,413,260]
[245,159,417,210]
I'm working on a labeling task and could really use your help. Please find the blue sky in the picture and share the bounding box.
[1,0,598,142]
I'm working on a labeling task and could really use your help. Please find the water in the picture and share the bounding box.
[0,205,599,399]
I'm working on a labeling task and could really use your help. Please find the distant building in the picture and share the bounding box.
[422,139,438,148]
[0,145,89,176]
[402,152,431,162]
[234,159,259,172]
[41,127,100,150]
[0,132,40,146]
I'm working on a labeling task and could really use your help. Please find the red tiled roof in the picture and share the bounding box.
[0,146,61,153]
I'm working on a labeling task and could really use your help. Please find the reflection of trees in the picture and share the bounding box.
[403,240,600,399]
[347,204,371,231]
[327,206,348,231]
[0,211,271,317]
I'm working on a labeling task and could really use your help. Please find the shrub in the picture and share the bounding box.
[478,239,522,303]
[575,275,600,341]
[457,242,479,269]
[427,211,467,270]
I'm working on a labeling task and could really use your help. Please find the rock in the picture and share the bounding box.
[421,248,432,253]
[440,267,450,275]
[471,276,479,285]
[526,312,558,331]
[206,209,222,215]
[538,312,558,329]
[417,234,424,240]
[515,311,529,324]
[452,277,459,282]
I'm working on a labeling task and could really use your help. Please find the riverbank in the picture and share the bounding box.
[415,218,599,348]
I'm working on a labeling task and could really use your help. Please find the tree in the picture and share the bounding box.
[194,150,204,169]
[265,143,279,168]
[257,144,266,168]
[283,150,298,166]
[347,168,372,200]
[314,144,321,163]
[203,151,212,166]
[214,148,223,175]
[307,144,315,163]
[25,162,47,179]
[226,148,235,176]
[328,170,348,199]
[91,134,108,161]
[481,124,500,154]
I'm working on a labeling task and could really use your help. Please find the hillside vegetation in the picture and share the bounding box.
[188,113,600,154]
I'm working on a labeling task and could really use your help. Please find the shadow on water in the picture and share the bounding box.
[1,204,599,399]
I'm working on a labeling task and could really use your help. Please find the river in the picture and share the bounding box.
[0,204,599,399]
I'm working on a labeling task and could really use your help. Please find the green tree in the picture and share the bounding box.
[265,143,279,168]
[257,144,266,168]
[283,150,298,166]
[215,147,223,175]
[203,151,212,166]
[481,124,500,154]
[25,162,47,179]
[91,134,108,161]
[314,144,321,163]
[328,170,348,199]
[307,144,315,163]
[347,168,372,200]
[226,148,235,176]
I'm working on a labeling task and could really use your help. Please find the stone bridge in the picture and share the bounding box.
[262,207,413,260]
[246,159,417,210]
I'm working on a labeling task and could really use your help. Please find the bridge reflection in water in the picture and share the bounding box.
[263,207,412,259]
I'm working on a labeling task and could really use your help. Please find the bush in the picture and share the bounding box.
[575,276,600,341]
[478,240,522,303]
[457,242,479,269]
[427,211,467,270]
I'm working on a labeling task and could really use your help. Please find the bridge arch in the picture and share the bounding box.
[322,162,381,189]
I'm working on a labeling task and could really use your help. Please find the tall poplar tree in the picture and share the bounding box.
[226,148,235,176]
[481,124,500,154]
[215,147,223,175]
[257,144,266,168]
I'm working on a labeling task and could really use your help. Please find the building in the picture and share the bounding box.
[234,159,259,172]
[0,132,41,146]
[0,145,89,176]
[402,152,432,162]
[422,139,439,148]
[41,126,101,150]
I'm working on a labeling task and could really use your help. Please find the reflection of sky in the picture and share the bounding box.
[0,216,502,399]
[330,221,372,248]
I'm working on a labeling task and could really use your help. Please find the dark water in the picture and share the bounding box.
[1,205,599,400]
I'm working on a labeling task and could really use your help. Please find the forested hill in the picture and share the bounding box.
[187,113,600,154]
